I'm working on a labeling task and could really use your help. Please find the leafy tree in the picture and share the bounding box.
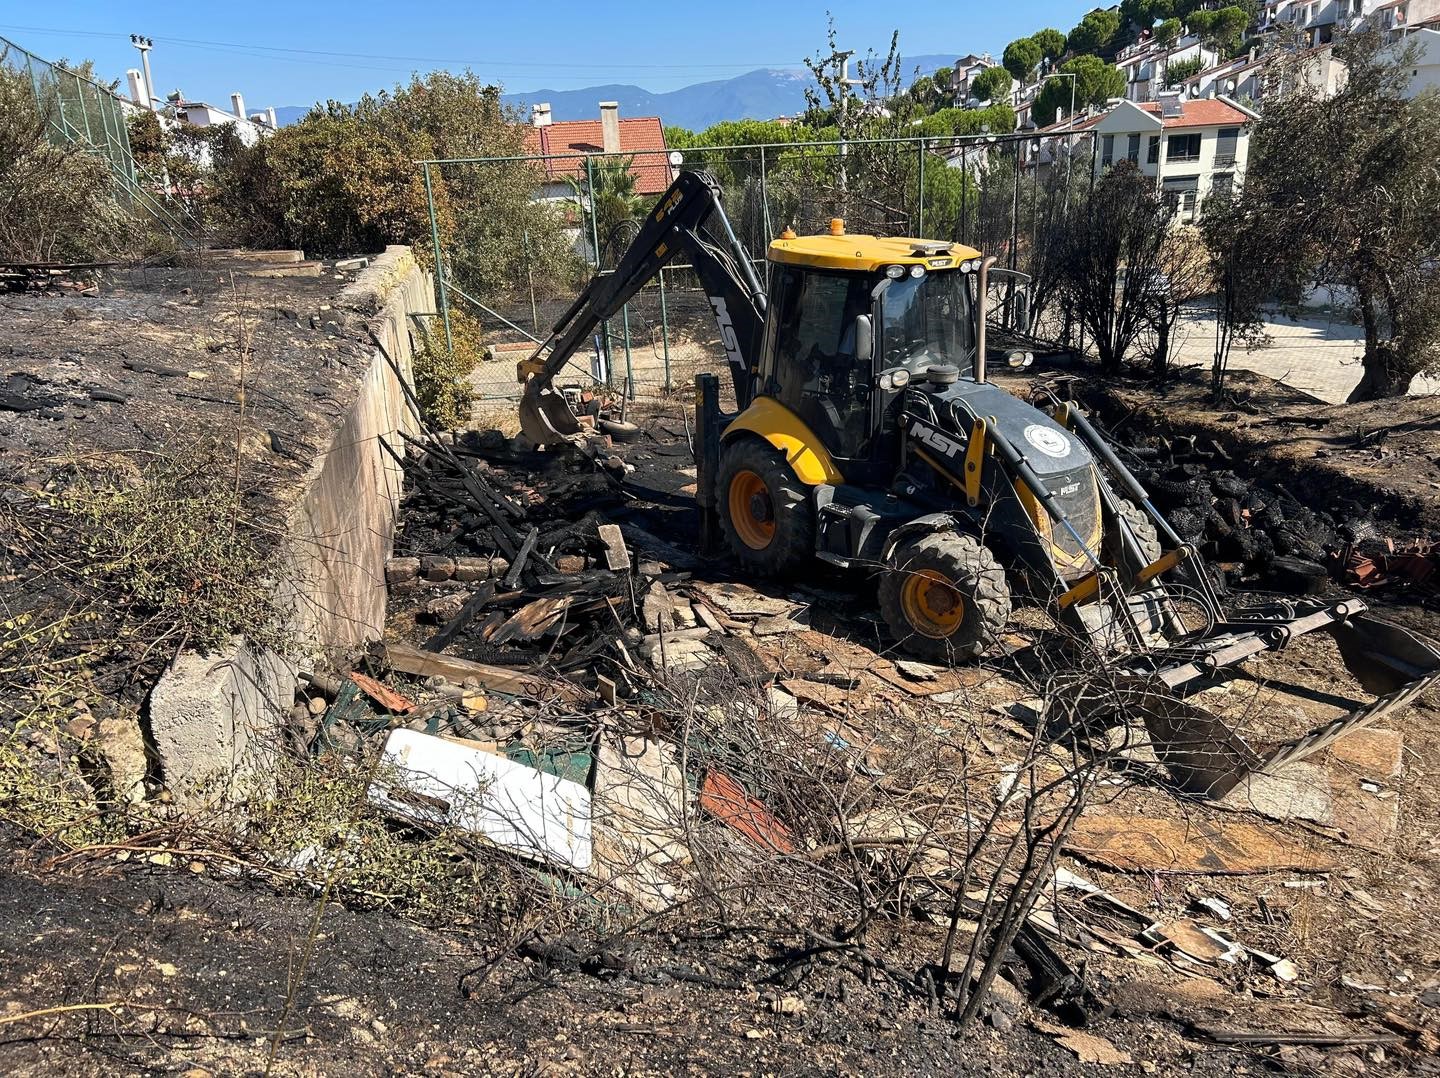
[970,65,1013,104]
[1164,55,1204,87]
[1155,18,1183,49]
[908,73,942,112]
[1121,0,1174,28]
[0,65,131,260]
[1031,28,1068,63]
[1032,55,1126,126]
[1002,38,1043,82]
[1238,30,1440,399]
[1189,6,1249,52]
[209,70,578,299]
[1067,9,1123,58]
[932,66,954,92]
[567,156,644,266]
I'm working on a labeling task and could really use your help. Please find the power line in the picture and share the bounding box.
[0,23,799,74]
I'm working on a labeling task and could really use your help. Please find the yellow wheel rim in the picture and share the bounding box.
[901,569,966,638]
[728,469,776,550]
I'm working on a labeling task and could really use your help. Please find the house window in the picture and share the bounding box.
[1101,134,1115,167]
[1215,126,1239,168]
[1163,177,1200,220]
[1167,132,1202,161]
[1146,135,1160,164]
[1212,172,1235,200]
[1127,133,1141,162]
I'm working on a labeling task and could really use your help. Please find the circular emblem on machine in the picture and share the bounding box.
[1023,424,1070,458]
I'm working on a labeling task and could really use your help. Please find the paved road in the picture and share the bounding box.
[1167,304,1438,403]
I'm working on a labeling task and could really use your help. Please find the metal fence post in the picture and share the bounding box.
[71,72,93,145]
[917,138,926,236]
[959,145,969,245]
[760,144,773,239]
[659,265,672,390]
[585,155,612,381]
[422,162,454,354]
[621,305,634,399]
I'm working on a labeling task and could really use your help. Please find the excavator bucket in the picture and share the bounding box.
[518,376,583,447]
[1330,612,1440,696]
[1071,608,1440,799]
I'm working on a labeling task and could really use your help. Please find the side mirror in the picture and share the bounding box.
[1013,292,1031,335]
[854,314,873,362]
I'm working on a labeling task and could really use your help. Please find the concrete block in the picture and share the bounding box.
[148,638,293,806]
[420,555,455,582]
[453,556,495,582]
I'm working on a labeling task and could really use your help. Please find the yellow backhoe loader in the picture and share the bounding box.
[515,169,1440,797]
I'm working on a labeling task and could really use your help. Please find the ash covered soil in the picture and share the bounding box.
[0,254,382,511]
[0,847,1104,1077]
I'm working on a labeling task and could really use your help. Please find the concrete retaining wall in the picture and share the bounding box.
[149,246,431,803]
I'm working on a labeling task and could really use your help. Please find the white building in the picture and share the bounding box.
[1080,95,1258,222]
[123,62,277,150]
[948,53,1000,105]
[1390,25,1440,93]
[1115,33,1218,104]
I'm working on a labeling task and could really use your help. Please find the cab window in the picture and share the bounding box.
[767,266,875,460]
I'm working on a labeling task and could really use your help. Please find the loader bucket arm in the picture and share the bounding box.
[518,169,766,446]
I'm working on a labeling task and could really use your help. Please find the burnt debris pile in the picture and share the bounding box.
[1112,431,1370,594]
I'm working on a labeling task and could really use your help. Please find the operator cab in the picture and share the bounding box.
[762,223,984,480]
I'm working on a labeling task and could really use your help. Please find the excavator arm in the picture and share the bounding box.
[518,169,767,446]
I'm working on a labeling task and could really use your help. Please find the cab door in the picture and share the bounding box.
[761,264,879,472]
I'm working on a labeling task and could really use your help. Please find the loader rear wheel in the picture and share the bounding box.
[1107,498,1163,566]
[880,532,1011,663]
[717,439,813,576]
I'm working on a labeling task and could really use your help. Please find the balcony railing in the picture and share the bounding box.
[1213,152,1237,168]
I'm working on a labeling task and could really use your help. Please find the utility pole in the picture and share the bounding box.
[130,34,156,111]
[835,50,862,205]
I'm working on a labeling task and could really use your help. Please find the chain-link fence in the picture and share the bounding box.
[0,34,198,245]
[419,133,1081,409]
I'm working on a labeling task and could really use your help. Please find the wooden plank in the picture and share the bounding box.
[382,642,574,700]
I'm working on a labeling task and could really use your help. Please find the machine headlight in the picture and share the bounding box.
[960,258,980,273]
[885,265,906,279]
[876,368,912,391]
[909,264,926,278]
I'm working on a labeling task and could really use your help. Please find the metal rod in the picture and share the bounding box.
[621,303,634,398]
[659,265,672,389]
[917,138,926,236]
[422,162,453,355]
[759,144,773,239]
[443,281,544,344]
[413,131,1049,166]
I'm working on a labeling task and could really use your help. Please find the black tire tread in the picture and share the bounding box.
[879,531,1011,663]
[1108,497,1163,565]
[716,438,814,577]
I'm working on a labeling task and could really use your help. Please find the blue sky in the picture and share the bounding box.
[1,1,1081,109]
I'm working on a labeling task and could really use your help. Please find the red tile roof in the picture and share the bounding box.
[523,117,672,193]
[1036,96,1252,135]
[1139,98,1253,128]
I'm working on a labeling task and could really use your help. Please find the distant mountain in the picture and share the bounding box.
[502,54,960,131]
[270,53,961,132]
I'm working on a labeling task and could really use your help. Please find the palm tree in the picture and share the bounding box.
[566,156,645,267]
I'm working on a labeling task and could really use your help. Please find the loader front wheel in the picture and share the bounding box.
[1107,498,1163,566]
[880,532,1011,663]
[717,439,813,577]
